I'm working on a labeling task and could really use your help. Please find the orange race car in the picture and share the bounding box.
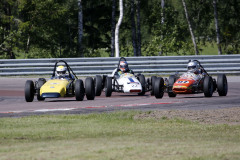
[165,60,228,97]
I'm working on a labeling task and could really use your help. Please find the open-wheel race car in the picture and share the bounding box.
[93,57,165,98]
[165,60,228,97]
[24,60,95,102]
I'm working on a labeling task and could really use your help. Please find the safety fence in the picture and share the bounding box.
[0,55,240,76]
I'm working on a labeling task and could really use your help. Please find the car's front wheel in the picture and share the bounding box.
[150,76,157,96]
[217,74,228,96]
[25,80,35,102]
[95,75,103,96]
[168,75,177,97]
[75,79,85,101]
[85,77,95,100]
[138,74,146,96]
[203,76,214,97]
[154,77,164,99]
[105,77,112,97]
[37,78,46,101]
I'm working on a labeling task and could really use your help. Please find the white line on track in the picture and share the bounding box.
[0,102,179,114]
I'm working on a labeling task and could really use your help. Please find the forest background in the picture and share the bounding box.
[0,0,239,59]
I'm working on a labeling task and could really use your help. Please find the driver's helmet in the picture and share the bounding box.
[187,61,199,74]
[56,65,67,77]
[119,61,128,72]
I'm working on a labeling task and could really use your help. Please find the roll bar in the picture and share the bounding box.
[188,60,209,76]
[52,60,78,79]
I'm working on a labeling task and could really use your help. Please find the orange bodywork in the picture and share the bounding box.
[172,77,198,94]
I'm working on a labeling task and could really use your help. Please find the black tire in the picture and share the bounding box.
[150,76,157,96]
[95,75,103,96]
[154,77,164,99]
[213,79,217,92]
[203,76,214,97]
[168,75,177,97]
[217,74,228,96]
[25,80,35,102]
[102,75,107,88]
[105,77,112,97]
[138,74,146,96]
[75,79,85,101]
[85,77,95,100]
[37,78,46,101]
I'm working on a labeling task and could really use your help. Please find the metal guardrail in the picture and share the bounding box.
[0,55,240,76]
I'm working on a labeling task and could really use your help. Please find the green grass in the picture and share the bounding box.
[0,111,240,160]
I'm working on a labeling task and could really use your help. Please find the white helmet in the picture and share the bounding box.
[187,61,199,73]
[56,65,67,77]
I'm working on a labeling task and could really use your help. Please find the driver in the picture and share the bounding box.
[55,65,69,79]
[115,61,134,76]
[187,60,205,76]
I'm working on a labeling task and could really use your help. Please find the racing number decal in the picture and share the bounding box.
[128,78,134,82]
[177,81,189,84]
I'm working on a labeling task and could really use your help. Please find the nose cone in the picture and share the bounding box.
[172,79,195,94]
[118,75,142,93]
[40,79,69,97]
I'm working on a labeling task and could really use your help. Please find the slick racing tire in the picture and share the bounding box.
[168,75,177,97]
[105,77,112,97]
[25,80,35,102]
[154,77,164,99]
[138,74,146,96]
[75,79,85,101]
[37,78,46,101]
[203,76,214,97]
[217,74,228,96]
[213,79,217,92]
[95,75,103,96]
[85,77,95,100]
[150,76,157,96]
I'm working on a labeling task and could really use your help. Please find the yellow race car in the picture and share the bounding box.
[25,60,95,102]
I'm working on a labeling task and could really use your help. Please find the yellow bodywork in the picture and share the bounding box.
[40,79,70,97]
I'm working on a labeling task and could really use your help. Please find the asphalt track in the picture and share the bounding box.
[0,76,239,118]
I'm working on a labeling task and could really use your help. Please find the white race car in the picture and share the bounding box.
[93,57,165,98]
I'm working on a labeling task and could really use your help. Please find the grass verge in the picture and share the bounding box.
[0,111,240,160]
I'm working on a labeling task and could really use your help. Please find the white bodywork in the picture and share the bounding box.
[110,69,142,93]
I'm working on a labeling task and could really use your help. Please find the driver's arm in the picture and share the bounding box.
[117,70,123,76]
[111,68,119,77]
[114,69,121,75]
[130,70,134,74]
[70,74,75,80]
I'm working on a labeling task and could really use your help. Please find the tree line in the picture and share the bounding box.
[0,0,239,59]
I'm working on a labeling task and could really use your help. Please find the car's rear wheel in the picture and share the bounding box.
[168,75,177,97]
[150,76,157,96]
[105,77,112,97]
[154,77,164,99]
[25,80,35,102]
[75,79,85,101]
[37,78,46,101]
[138,74,146,96]
[213,79,217,92]
[85,77,95,100]
[95,75,103,96]
[217,74,228,96]
[203,76,214,97]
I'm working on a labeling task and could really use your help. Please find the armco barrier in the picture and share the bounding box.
[0,55,240,76]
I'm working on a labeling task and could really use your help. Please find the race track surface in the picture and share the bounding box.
[0,76,239,118]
